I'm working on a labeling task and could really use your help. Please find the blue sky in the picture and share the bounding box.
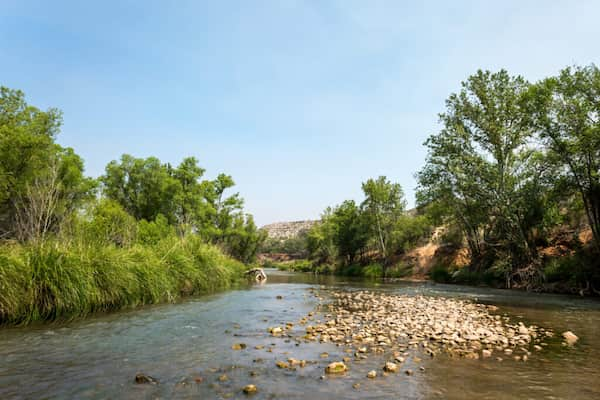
[1,1,599,225]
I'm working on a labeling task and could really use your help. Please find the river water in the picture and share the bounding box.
[1,270,599,399]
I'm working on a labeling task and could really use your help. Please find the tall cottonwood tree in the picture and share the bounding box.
[361,176,406,267]
[417,70,548,275]
[528,65,600,252]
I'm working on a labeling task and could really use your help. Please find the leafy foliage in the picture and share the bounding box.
[0,87,96,240]
[305,177,431,275]
[418,66,600,289]
[101,155,263,262]
[527,65,600,251]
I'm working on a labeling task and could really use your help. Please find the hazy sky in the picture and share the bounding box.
[2,1,599,225]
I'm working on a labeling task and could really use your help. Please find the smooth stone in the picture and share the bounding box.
[562,331,579,345]
[243,384,257,394]
[325,362,348,374]
[134,373,158,384]
[383,362,398,373]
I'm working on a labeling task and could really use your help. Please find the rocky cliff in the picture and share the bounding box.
[261,220,316,240]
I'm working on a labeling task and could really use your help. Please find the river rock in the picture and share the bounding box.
[269,327,283,336]
[562,331,578,345]
[367,370,377,379]
[134,373,158,384]
[518,324,529,335]
[232,343,247,350]
[243,384,257,394]
[325,362,347,374]
[383,362,398,372]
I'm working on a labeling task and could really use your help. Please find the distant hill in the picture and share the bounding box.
[261,220,316,240]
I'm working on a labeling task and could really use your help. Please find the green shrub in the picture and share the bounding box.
[388,263,413,278]
[429,264,452,283]
[315,264,334,274]
[337,264,363,276]
[363,263,383,278]
[81,199,137,247]
[452,268,482,285]
[290,259,314,272]
[543,256,579,283]
[137,214,176,246]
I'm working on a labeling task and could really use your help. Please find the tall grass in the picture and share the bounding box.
[0,236,244,325]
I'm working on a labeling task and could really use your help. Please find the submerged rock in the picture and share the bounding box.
[134,373,158,384]
[367,370,377,379]
[243,384,258,394]
[325,362,348,374]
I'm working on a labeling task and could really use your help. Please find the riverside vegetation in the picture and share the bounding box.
[0,87,265,325]
[262,64,600,295]
[1,64,599,327]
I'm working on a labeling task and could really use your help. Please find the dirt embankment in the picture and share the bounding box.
[399,243,469,279]
[399,226,595,284]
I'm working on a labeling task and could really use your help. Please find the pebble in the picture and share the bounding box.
[298,290,551,363]
[134,373,158,384]
[325,362,348,374]
[383,362,398,373]
[243,384,257,394]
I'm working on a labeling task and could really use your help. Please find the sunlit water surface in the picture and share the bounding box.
[1,270,599,399]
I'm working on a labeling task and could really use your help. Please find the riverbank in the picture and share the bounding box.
[0,236,244,325]
[262,242,600,296]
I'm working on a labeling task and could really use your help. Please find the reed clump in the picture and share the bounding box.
[0,235,244,325]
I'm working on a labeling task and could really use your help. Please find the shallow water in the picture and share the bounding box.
[1,270,599,399]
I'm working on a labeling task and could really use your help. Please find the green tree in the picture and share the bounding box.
[202,173,244,243]
[307,208,338,265]
[417,70,550,280]
[172,157,211,233]
[223,214,266,263]
[361,176,406,265]
[528,65,600,252]
[84,199,137,247]
[331,200,369,264]
[390,215,432,253]
[0,87,95,240]
[102,154,180,223]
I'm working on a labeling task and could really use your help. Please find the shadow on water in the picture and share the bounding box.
[0,269,599,399]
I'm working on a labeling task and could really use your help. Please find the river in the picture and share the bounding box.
[1,270,599,399]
